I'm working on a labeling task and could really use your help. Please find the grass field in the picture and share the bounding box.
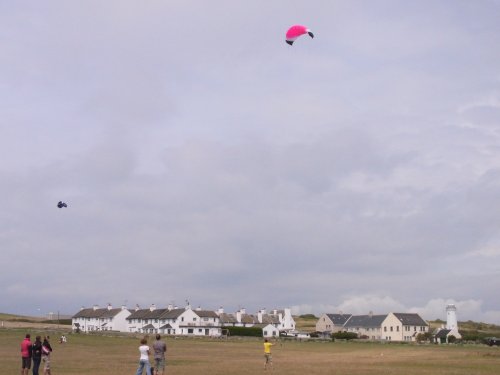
[2,328,500,374]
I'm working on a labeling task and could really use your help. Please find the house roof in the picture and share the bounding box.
[344,314,387,328]
[219,313,237,324]
[325,314,352,326]
[159,308,186,319]
[127,308,170,320]
[195,310,219,318]
[240,314,259,324]
[72,308,124,319]
[435,329,451,338]
[261,314,280,324]
[142,324,155,329]
[392,313,428,326]
[160,324,173,329]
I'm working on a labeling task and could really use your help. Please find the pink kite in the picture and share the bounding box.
[286,25,314,45]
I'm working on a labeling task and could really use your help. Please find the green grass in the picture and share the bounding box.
[2,328,500,374]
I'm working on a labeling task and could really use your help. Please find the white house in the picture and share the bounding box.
[316,313,352,334]
[72,304,130,333]
[126,304,222,337]
[262,324,280,338]
[381,313,429,342]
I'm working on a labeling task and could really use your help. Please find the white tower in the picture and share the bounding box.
[446,304,458,330]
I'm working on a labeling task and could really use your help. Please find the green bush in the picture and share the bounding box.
[225,326,263,337]
[331,331,358,340]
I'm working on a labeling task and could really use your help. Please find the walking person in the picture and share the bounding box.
[135,338,152,375]
[32,336,43,375]
[20,333,32,375]
[42,336,53,375]
[263,338,274,371]
[152,334,167,375]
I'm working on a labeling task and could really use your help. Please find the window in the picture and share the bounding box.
[396,326,399,332]
[390,326,393,332]
[193,317,197,322]
[384,327,387,332]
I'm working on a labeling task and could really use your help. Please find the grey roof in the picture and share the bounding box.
[240,314,259,324]
[344,314,387,328]
[159,308,186,320]
[160,324,173,329]
[142,324,155,329]
[435,329,451,338]
[194,310,219,318]
[72,308,124,319]
[261,314,280,324]
[392,313,428,326]
[127,308,170,320]
[219,313,237,324]
[325,314,352,326]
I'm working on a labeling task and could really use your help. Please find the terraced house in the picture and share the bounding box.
[72,304,131,332]
[126,304,221,337]
[316,312,429,342]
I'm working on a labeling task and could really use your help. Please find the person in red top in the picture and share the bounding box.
[20,333,32,375]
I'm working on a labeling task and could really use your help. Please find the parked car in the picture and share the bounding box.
[484,337,500,346]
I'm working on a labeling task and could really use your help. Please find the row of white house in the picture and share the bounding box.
[72,303,296,338]
[315,312,429,342]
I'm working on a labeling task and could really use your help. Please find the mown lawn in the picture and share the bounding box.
[2,328,499,374]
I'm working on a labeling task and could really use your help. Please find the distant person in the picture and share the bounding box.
[42,336,53,375]
[263,338,274,370]
[32,336,43,375]
[20,333,32,375]
[153,334,167,375]
[135,338,152,375]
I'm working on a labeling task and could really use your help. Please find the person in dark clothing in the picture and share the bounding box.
[32,336,43,375]
[42,336,53,375]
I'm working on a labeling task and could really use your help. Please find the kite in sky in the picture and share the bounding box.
[57,201,68,208]
[286,25,314,45]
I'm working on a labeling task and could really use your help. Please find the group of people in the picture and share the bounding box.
[20,334,53,375]
[135,334,167,375]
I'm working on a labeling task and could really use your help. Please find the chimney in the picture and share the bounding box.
[257,309,264,323]
[80,306,85,311]
[217,306,224,315]
[236,309,243,323]
[167,304,173,311]
[121,305,127,310]
[369,311,373,318]
[107,303,112,311]
[135,304,140,311]
[93,304,99,311]
[150,304,156,312]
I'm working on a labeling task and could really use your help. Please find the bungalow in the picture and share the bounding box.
[381,313,429,342]
[262,323,280,338]
[72,304,130,333]
[315,313,352,334]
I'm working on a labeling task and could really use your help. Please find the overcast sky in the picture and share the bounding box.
[1,1,500,324]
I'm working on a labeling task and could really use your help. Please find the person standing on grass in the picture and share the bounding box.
[135,338,152,375]
[42,336,53,375]
[20,333,32,375]
[263,338,274,371]
[153,334,167,375]
[32,336,43,375]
